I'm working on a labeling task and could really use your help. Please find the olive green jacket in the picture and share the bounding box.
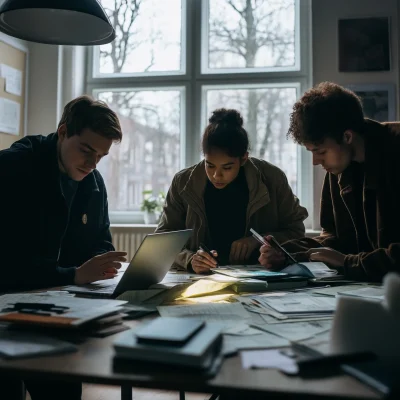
[156,157,308,270]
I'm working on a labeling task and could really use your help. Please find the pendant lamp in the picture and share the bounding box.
[0,0,115,45]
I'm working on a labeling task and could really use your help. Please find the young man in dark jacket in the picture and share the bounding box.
[259,82,400,282]
[1,95,127,400]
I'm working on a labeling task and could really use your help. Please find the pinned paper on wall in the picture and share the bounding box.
[0,64,22,96]
[0,97,20,135]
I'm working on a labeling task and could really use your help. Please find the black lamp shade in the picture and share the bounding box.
[0,0,115,45]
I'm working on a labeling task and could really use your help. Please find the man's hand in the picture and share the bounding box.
[191,249,218,274]
[74,251,127,285]
[229,236,260,265]
[307,247,345,267]
[258,236,286,269]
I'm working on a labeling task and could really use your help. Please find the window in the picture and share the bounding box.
[87,0,312,225]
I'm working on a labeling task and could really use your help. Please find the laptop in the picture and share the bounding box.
[64,229,193,298]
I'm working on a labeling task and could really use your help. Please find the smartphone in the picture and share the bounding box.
[199,242,219,266]
[250,228,297,265]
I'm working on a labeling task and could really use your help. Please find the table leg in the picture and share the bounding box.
[121,384,133,400]
[179,391,185,400]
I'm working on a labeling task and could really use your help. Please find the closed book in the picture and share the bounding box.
[113,320,223,370]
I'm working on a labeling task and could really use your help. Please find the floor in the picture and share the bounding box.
[26,384,212,400]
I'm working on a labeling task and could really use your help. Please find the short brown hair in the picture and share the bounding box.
[58,95,122,142]
[287,82,364,145]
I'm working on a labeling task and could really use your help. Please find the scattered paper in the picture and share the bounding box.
[251,320,332,341]
[301,262,338,277]
[178,279,234,298]
[157,302,251,321]
[311,285,366,297]
[260,294,336,314]
[0,64,22,96]
[299,330,332,355]
[223,333,290,356]
[116,289,165,305]
[241,349,298,373]
[338,286,384,300]
[223,323,263,336]
[0,97,20,135]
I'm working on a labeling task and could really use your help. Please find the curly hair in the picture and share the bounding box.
[287,82,364,145]
[202,108,249,157]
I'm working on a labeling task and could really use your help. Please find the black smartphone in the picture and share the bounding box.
[268,235,297,264]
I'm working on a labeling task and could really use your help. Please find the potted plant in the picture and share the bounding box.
[141,190,165,224]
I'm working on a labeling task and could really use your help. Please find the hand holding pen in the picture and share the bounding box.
[191,242,219,274]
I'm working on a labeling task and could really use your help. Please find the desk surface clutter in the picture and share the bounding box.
[0,270,388,399]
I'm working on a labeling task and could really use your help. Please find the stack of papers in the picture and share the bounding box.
[257,293,336,315]
[242,293,335,324]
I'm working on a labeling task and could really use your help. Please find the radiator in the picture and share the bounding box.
[110,224,157,261]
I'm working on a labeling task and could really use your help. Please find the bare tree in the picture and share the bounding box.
[209,0,295,161]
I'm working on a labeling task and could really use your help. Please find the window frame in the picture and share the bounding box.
[86,0,313,227]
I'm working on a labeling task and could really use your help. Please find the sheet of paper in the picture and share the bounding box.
[260,313,333,324]
[0,64,22,96]
[252,320,332,341]
[223,323,262,336]
[311,284,366,297]
[299,330,332,355]
[301,262,337,277]
[338,286,384,300]
[222,332,290,356]
[260,294,337,314]
[241,349,298,373]
[157,302,251,321]
[116,289,165,305]
[0,97,20,135]
[178,279,234,298]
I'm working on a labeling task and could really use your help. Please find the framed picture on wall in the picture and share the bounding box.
[338,17,391,72]
[346,83,396,122]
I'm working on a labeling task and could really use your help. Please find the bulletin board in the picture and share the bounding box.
[0,38,27,150]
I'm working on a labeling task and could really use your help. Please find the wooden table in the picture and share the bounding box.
[0,325,380,400]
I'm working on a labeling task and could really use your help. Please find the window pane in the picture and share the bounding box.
[96,89,183,211]
[204,86,298,193]
[206,0,296,71]
[97,0,183,75]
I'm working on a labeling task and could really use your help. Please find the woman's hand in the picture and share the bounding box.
[191,249,218,274]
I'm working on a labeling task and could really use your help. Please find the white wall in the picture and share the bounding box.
[311,0,399,228]
[26,44,86,135]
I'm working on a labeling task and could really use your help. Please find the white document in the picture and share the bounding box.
[311,284,366,297]
[252,320,332,341]
[338,286,384,300]
[299,330,332,355]
[241,349,298,373]
[223,332,290,356]
[260,313,333,324]
[157,302,251,321]
[116,289,165,305]
[0,64,22,96]
[260,294,337,314]
[301,262,337,277]
[0,97,20,135]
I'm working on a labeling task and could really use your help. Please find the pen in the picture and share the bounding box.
[199,242,219,267]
